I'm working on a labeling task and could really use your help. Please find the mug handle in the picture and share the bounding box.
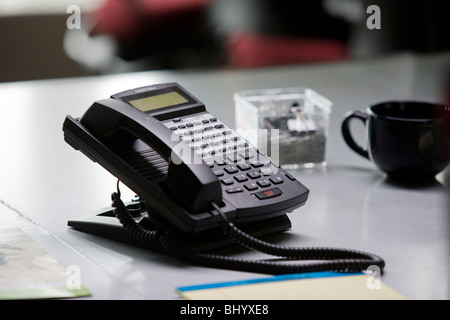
[341,111,370,160]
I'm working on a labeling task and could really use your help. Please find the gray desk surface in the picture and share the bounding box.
[0,52,449,300]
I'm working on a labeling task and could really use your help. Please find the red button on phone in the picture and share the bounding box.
[255,188,282,200]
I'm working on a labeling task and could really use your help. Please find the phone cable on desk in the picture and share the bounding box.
[111,184,385,275]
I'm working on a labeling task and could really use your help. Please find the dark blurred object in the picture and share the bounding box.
[446,72,450,107]
[354,0,450,57]
[83,0,450,71]
[386,0,450,52]
[215,0,351,67]
[87,0,351,70]
[89,0,219,69]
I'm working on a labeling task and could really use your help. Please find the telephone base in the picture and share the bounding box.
[68,203,292,253]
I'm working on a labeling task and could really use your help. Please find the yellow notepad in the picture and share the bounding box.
[177,272,407,300]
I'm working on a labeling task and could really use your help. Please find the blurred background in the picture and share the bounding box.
[1,0,449,83]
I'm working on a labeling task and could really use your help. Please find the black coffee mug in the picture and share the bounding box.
[342,101,450,180]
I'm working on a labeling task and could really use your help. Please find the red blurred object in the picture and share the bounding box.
[90,0,211,42]
[89,0,349,68]
[226,32,349,68]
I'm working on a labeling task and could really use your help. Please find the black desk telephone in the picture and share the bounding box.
[63,83,385,274]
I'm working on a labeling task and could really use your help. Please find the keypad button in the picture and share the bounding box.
[234,174,248,183]
[240,152,254,160]
[270,176,284,184]
[221,178,234,186]
[250,161,264,168]
[257,179,271,188]
[224,166,238,174]
[227,154,240,163]
[204,159,214,167]
[213,170,224,176]
[244,182,258,191]
[255,188,282,200]
[285,173,296,181]
[226,187,243,194]
[214,158,227,166]
[237,163,251,171]
[260,168,274,176]
[247,171,261,179]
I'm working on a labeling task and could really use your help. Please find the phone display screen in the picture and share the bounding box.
[129,91,189,112]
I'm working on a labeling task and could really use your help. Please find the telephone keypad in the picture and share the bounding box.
[163,112,286,200]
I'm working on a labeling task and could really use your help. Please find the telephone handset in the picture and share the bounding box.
[63,83,385,274]
[73,97,222,213]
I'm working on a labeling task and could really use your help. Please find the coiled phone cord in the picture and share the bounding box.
[111,187,385,275]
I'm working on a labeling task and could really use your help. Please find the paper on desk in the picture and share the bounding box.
[0,225,90,300]
[177,271,407,300]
